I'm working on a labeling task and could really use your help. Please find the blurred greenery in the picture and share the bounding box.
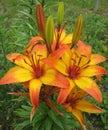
[0,0,108,130]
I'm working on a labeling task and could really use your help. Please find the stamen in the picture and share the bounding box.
[23,59,31,66]
[77,57,82,65]
[77,54,91,69]
[68,65,80,79]
[71,58,76,65]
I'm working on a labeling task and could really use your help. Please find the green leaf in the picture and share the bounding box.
[14,120,31,130]
[21,105,32,111]
[18,11,36,23]
[48,110,64,130]
[43,117,53,130]
[32,121,42,130]
[15,105,31,118]
[33,103,48,123]
[33,112,46,123]
[18,0,33,9]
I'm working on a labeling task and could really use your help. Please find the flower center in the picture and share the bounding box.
[35,66,44,78]
[26,53,45,79]
[67,65,80,79]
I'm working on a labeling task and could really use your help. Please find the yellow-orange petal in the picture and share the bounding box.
[66,106,86,130]
[41,69,69,88]
[30,107,36,121]
[50,44,68,58]
[7,53,23,62]
[29,36,44,46]
[43,58,68,76]
[29,79,42,120]
[75,99,105,113]
[26,37,45,54]
[79,66,106,77]
[42,45,69,67]
[69,87,86,99]
[96,75,102,81]
[57,78,75,104]
[62,34,73,44]
[7,53,33,72]
[54,59,68,76]
[77,41,91,57]
[74,77,102,102]
[31,44,48,59]
[59,30,66,41]
[89,54,106,65]
[0,66,34,85]
[62,48,72,66]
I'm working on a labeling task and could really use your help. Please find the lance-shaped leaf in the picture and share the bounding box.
[57,2,64,25]
[36,4,46,38]
[45,16,54,52]
[71,15,83,48]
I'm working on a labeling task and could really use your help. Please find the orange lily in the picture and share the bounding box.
[64,87,104,130]
[0,42,69,120]
[43,41,106,104]
[51,29,73,51]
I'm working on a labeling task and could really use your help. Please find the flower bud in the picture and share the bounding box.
[36,4,46,39]
[71,15,83,48]
[57,2,64,26]
[45,16,54,51]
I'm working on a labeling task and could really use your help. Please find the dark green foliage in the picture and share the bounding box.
[14,101,81,130]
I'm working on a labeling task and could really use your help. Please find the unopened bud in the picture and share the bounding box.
[57,2,64,26]
[71,15,83,48]
[45,16,54,51]
[36,4,46,38]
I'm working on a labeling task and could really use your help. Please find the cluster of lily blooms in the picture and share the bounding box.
[0,3,106,130]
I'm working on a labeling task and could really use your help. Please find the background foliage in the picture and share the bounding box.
[0,0,108,130]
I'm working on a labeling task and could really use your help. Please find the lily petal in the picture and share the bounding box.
[62,48,72,66]
[75,99,105,113]
[43,57,67,76]
[74,77,102,102]
[0,66,34,85]
[69,87,86,99]
[77,41,91,57]
[29,79,42,120]
[7,53,23,62]
[62,34,73,44]
[57,78,75,104]
[59,30,66,41]
[7,53,33,71]
[80,66,106,77]
[96,75,102,81]
[31,44,48,59]
[29,36,44,46]
[50,44,69,58]
[89,54,106,65]
[43,44,68,64]
[54,59,68,76]
[66,106,86,130]
[41,69,69,88]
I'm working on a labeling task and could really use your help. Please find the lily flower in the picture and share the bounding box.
[64,87,104,130]
[42,41,106,104]
[0,43,69,120]
[51,29,73,51]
